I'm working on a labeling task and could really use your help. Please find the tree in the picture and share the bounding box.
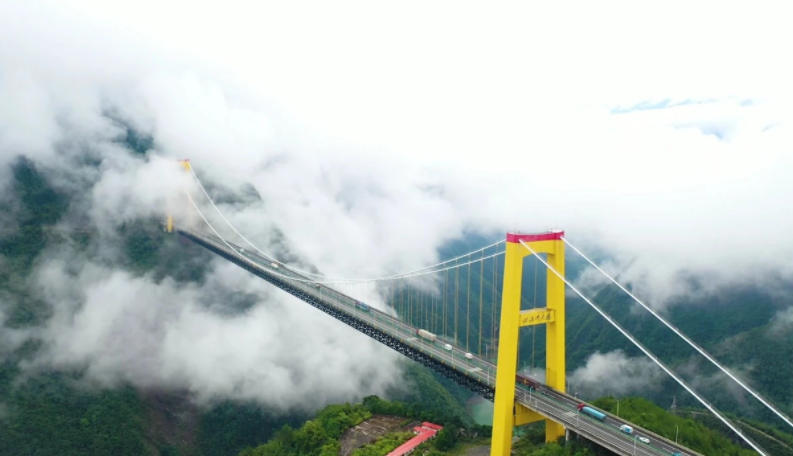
[273,425,295,447]
[434,425,458,451]
[319,441,339,456]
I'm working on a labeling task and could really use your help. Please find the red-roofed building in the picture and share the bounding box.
[386,422,444,456]
[421,422,443,431]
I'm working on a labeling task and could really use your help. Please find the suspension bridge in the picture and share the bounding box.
[168,160,793,456]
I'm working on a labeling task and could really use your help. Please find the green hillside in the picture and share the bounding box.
[237,395,789,456]
[709,320,793,425]
[3,151,793,455]
[559,281,793,426]
[431,236,793,422]
[0,157,474,456]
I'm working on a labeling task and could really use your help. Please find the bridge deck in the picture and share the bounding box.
[180,228,702,456]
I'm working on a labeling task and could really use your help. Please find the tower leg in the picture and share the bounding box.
[490,242,523,456]
[545,245,566,442]
[490,232,567,454]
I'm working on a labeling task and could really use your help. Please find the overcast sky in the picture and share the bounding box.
[40,0,793,301]
[1,0,792,407]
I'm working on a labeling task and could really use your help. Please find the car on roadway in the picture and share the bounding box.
[638,436,650,444]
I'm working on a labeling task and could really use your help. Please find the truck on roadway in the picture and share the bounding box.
[619,425,633,434]
[516,374,542,390]
[417,329,437,342]
[577,403,606,421]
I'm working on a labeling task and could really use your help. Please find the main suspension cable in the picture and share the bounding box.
[520,240,768,456]
[185,189,503,284]
[562,236,793,432]
[188,164,504,282]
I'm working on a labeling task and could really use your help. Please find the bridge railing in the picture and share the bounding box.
[182,228,704,456]
[183,228,500,382]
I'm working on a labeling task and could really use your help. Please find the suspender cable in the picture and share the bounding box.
[190,163,506,282]
[491,245,496,361]
[455,258,459,346]
[409,283,413,325]
[402,283,406,322]
[186,172,504,285]
[479,249,484,356]
[426,289,429,329]
[562,237,793,432]
[444,268,448,338]
[432,278,437,334]
[493,244,500,362]
[421,288,424,328]
[415,287,419,327]
[521,240,769,456]
[416,287,426,328]
[466,252,471,352]
[422,288,426,328]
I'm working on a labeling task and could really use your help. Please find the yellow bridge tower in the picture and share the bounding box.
[491,231,566,456]
[165,159,192,233]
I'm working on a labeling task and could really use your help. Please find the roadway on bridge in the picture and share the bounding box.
[185,229,700,456]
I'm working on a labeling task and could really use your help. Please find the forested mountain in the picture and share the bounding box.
[237,395,791,456]
[2,150,792,456]
[0,157,474,456]
[427,237,793,434]
[562,280,793,423]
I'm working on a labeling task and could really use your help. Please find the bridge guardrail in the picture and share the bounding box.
[181,228,704,456]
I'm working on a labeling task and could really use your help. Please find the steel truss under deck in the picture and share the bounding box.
[179,230,495,400]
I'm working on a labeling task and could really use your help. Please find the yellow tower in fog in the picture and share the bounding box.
[165,159,191,233]
[491,231,566,456]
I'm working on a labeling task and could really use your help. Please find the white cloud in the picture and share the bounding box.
[770,307,793,336]
[0,297,31,360]
[2,0,793,409]
[24,259,403,410]
[679,358,756,408]
[569,351,665,398]
[89,154,194,233]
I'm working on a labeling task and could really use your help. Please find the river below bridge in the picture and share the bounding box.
[468,396,494,425]
[467,396,528,438]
